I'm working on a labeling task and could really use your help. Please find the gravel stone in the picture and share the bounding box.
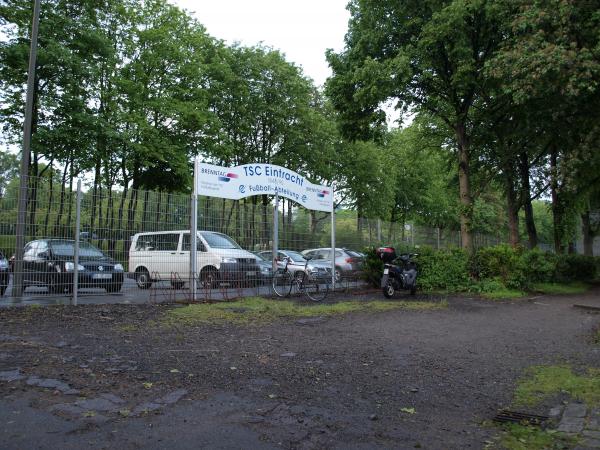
[0,369,26,382]
[557,417,585,433]
[564,403,588,419]
[99,393,126,404]
[583,431,600,440]
[75,398,121,412]
[156,389,188,405]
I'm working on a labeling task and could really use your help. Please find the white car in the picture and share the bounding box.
[128,230,259,289]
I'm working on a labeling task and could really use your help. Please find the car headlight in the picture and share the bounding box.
[221,257,237,264]
[0,259,8,269]
[260,266,272,274]
[114,263,124,272]
[64,262,85,271]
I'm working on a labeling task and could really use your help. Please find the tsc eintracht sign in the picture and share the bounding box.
[196,162,333,212]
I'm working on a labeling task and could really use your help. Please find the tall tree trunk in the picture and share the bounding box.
[54,161,69,235]
[505,167,520,247]
[66,164,74,236]
[550,148,564,253]
[582,210,594,256]
[455,123,474,254]
[519,152,538,249]
[141,189,149,232]
[43,163,54,237]
[90,160,101,233]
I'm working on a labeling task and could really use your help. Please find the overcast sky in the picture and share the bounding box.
[170,0,351,87]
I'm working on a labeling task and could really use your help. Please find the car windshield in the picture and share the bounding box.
[254,253,268,261]
[200,232,241,249]
[50,240,106,258]
[283,251,306,262]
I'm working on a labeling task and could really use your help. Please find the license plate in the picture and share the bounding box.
[383,268,389,274]
[246,271,256,276]
[93,273,112,280]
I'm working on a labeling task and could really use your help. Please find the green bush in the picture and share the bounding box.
[361,248,384,287]
[415,247,472,291]
[473,244,526,289]
[555,254,598,282]
[520,248,557,283]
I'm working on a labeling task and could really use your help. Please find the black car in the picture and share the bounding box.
[18,239,124,294]
[0,251,10,296]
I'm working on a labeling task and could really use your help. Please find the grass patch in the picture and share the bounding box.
[499,423,576,450]
[480,288,527,300]
[514,366,600,407]
[530,282,590,295]
[164,296,447,326]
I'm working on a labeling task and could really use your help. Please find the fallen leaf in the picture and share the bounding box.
[143,382,153,389]
[400,407,416,414]
[170,369,180,373]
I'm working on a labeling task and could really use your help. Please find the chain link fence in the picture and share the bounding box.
[0,175,504,303]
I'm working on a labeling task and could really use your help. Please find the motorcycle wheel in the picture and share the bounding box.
[383,282,395,298]
[410,285,417,295]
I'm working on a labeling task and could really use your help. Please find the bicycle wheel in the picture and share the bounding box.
[303,275,329,302]
[272,270,293,297]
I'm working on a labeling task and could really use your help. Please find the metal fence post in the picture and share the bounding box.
[72,179,82,306]
[377,218,381,243]
[190,157,198,301]
[331,183,336,290]
[436,227,441,249]
[272,191,279,272]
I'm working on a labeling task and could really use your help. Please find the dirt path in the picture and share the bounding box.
[1,288,599,449]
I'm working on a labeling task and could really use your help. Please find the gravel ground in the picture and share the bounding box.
[1,287,599,449]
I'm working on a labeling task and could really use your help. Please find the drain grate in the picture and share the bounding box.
[493,410,549,426]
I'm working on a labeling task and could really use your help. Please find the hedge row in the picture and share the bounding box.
[363,244,599,292]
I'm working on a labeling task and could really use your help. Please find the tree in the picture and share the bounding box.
[326,0,506,253]
[488,0,600,252]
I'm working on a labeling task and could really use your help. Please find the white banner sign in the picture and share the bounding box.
[196,162,333,212]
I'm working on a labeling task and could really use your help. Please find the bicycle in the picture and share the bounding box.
[271,256,329,302]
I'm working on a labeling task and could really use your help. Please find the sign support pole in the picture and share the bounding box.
[331,183,336,290]
[72,179,82,306]
[272,191,279,272]
[190,157,198,301]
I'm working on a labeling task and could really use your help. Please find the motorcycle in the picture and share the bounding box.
[377,247,418,298]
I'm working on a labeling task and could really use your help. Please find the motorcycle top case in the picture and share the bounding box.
[376,247,397,263]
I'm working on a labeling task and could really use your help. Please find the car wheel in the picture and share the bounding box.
[106,282,122,293]
[334,268,342,283]
[201,268,218,289]
[135,269,152,289]
[383,282,395,298]
[410,285,417,296]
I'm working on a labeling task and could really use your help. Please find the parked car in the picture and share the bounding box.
[257,250,332,280]
[0,251,10,296]
[14,239,124,294]
[251,252,274,284]
[301,247,364,282]
[128,230,259,289]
